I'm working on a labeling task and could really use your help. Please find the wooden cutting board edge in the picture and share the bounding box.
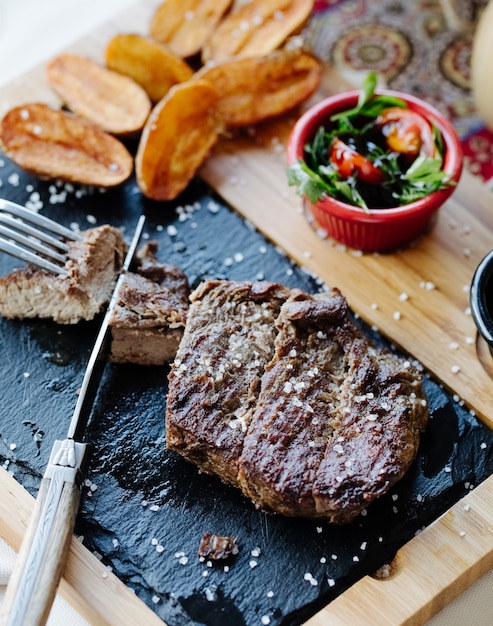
[1,0,493,624]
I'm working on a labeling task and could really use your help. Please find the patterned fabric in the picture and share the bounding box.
[306,0,493,183]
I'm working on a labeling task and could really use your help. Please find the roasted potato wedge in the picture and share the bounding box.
[136,80,221,201]
[202,0,314,63]
[195,47,322,127]
[46,53,151,135]
[105,34,194,103]
[150,0,233,58]
[0,103,133,187]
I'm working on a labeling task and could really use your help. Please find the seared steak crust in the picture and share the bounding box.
[166,281,429,524]
[166,280,290,485]
[109,242,190,365]
[0,224,126,324]
[238,289,428,524]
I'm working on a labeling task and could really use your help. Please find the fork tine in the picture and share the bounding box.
[0,198,82,275]
[0,238,68,275]
[0,214,70,255]
[0,199,80,241]
[0,222,68,264]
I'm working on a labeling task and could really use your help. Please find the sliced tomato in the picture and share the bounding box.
[330,138,385,184]
[376,107,436,157]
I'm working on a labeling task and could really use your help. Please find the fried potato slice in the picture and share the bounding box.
[105,34,194,103]
[0,103,133,187]
[202,0,314,63]
[150,0,233,58]
[195,46,322,127]
[136,80,220,201]
[46,53,151,135]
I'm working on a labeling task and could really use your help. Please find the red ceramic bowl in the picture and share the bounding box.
[287,90,463,252]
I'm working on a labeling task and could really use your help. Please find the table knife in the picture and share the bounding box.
[0,215,146,626]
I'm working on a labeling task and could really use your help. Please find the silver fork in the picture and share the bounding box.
[0,198,81,274]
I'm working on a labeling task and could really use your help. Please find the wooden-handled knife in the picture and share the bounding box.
[0,215,146,626]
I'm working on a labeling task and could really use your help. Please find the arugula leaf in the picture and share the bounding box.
[286,161,331,204]
[330,72,406,124]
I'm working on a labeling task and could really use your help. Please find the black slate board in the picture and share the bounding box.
[1,157,493,626]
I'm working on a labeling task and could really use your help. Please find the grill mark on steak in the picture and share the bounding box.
[166,280,290,486]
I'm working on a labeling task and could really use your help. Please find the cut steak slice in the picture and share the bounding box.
[238,288,429,524]
[166,280,291,486]
[0,224,126,324]
[108,241,190,366]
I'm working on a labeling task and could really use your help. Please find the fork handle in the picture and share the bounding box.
[0,440,87,626]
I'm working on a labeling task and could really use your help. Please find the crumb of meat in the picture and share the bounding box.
[198,533,239,560]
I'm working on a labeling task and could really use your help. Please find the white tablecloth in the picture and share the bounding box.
[1,0,493,623]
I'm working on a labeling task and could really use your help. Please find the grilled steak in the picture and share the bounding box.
[0,224,126,324]
[238,288,429,524]
[166,280,290,485]
[166,281,429,524]
[109,241,190,366]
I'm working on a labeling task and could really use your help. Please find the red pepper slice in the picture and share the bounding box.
[376,107,436,157]
[330,138,385,184]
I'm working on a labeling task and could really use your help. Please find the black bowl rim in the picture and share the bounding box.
[470,249,493,346]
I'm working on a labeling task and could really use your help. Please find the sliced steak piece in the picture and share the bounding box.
[166,280,291,486]
[0,224,126,324]
[108,241,190,366]
[238,288,429,524]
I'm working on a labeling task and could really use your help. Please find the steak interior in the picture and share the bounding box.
[166,281,429,524]
[0,224,126,324]
[108,241,190,365]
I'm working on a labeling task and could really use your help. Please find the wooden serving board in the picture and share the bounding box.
[2,0,493,623]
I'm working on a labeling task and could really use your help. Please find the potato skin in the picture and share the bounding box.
[135,80,221,201]
[105,34,194,103]
[195,47,322,127]
[46,53,151,136]
[150,0,233,58]
[202,0,314,63]
[0,103,133,187]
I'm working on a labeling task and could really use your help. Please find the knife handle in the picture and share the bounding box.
[0,439,87,626]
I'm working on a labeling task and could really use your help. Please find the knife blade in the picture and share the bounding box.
[0,215,146,626]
